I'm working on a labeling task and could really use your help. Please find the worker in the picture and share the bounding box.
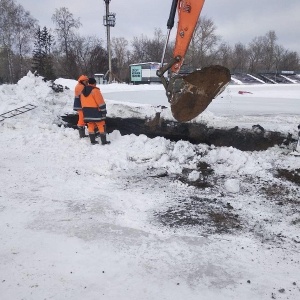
[80,77,110,145]
[73,75,89,138]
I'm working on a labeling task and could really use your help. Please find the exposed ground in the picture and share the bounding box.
[150,158,300,247]
[59,114,300,247]
[62,114,296,151]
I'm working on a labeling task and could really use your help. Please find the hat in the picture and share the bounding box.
[78,75,88,82]
[88,77,97,85]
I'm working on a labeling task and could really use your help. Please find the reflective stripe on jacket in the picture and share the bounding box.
[73,82,85,111]
[81,85,107,122]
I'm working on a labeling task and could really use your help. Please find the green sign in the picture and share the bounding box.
[131,66,142,81]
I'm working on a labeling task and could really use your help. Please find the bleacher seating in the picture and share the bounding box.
[231,72,300,84]
[231,73,264,84]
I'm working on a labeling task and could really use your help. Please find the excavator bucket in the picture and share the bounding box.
[167,65,231,122]
[159,1,231,122]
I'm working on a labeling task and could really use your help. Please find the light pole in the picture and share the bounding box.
[103,0,116,83]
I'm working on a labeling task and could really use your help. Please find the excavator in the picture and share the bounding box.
[157,0,231,122]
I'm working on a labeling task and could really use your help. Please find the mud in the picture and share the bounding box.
[155,196,242,234]
[169,65,231,122]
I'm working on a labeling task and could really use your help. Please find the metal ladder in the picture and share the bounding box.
[0,104,37,122]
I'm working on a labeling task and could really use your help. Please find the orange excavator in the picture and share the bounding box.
[157,0,231,122]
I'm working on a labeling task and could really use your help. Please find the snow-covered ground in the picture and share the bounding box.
[1,72,300,300]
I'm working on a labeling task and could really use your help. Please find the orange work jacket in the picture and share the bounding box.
[80,85,107,122]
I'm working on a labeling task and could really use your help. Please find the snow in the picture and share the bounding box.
[224,178,240,193]
[1,72,300,300]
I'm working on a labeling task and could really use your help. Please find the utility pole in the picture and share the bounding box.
[103,0,116,83]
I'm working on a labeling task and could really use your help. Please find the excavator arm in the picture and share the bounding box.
[157,0,231,122]
[172,0,205,73]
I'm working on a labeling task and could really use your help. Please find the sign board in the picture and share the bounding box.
[131,65,142,82]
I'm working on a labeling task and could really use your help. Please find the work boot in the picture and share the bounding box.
[78,126,87,138]
[89,133,99,145]
[100,134,111,145]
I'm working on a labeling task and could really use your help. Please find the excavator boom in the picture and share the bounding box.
[172,0,205,73]
[158,0,231,122]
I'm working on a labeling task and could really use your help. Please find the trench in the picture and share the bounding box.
[61,113,294,151]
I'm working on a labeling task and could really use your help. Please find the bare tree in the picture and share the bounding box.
[51,7,81,78]
[14,4,37,77]
[131,34,150,63]
[261,30,277,71]
[0,0,17,82]
[130,28,166,64]
[1,2,299,82]
[279,50,300,71]
[111,36,129,81]
[272,44,285,72]
[248,36,265,73]
[216,42,232,69]
[145,28,165,62]
[247,31,297,73]
[230,42,249,73]
[188,16,220,68]
[72,35,95,74]
[72,35,108,76]
[86,43,108,77]
[0,0,36,82]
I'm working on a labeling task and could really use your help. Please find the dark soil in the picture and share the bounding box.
[61,114,295,151]
[154,163,300,244]
[276,168,300,186]
[155,196,241,234]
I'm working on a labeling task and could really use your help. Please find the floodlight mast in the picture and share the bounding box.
[103,0,116,83]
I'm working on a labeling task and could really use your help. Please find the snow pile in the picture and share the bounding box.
[0,73,300,300]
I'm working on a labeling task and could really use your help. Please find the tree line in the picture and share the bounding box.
[0,0,299,84]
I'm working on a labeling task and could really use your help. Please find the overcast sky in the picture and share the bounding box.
[23,0,300,53]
